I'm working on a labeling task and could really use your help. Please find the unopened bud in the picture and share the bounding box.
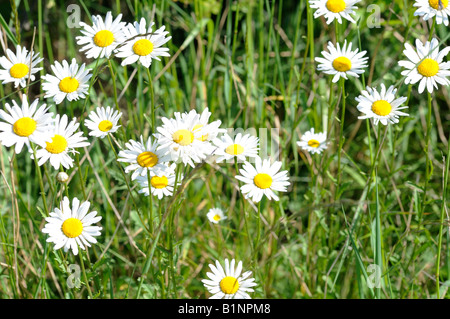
[56,172,69,183]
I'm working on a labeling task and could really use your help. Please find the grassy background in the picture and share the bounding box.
[0,0,449,298]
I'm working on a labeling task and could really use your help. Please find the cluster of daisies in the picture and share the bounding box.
[117,107,291,204]
[296,0,450,157]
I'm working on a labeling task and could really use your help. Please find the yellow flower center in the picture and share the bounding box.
[173,129,194,146]
[45,134,68,154]
[213,214,221,221]
[59,77,79,93]
[10,63,29,79]
[429,0,448,9]
[219,276,240,294]
[13,117,37,137]
[150,175,169,189]
[193,124,208,141]
[93,30,114,47]
[61,218,83,238]
[225,144,244,155]
[137,151,158,168]
[417,58,439,77]
[326,0,346,13]
[308,139,320,148]
[132,39,154,56]
[371,100,392,116]
[253,173,273,189]
[332,56,352,72]
[98,120,113,132]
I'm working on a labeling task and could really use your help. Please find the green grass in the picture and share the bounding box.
[0,0,449,299]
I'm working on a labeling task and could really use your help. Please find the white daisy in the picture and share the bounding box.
[0,45,43,88]
[155,111,211,168]
[84,106,122,138]
[309,0,361,24]
[135,163,181,199]
[212,133,259,163]
[202,259,257,299]
[117,135,171,181]
[398,38,450,94]
[42,196,102,256]
[235,157,290,203]
[76,11,126,59]
[33,114,90,170]
[206,208,227,224]
[42,58,92,105]
[297,128,328,154]
[0,98,53,154]
[355,84,409,125]
[315,40,369,83]
[414,0,450,26]
[115,17,171,68]
[184,108,225,143]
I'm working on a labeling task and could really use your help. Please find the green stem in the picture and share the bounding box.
[336,78,346,200]
[79,249,94,299]
[435,135,450,299]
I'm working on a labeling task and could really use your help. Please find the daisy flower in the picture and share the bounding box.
[76,11,126,59]
[202,259,257,299]
[0,45,43,88]
[117,136,171,181]
[297,128,328,154]
[42,58,92,105]
[309,0,361,24]
[155,111,212,167]
[115,17,171,68]
[355,84,409,125]
[213,133,259,163]
[184,108,225,143]
[135,163,181,199]
[235,157,290,203]
[206,208,227,224]
[42,197,102,256]
[315,40,369,83]
[33,114,90,170]
[0,98,53,154]
[414,0,450,26]
[84,106,122,138]
[398,38,450,94]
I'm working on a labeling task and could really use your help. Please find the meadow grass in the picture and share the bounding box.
[0,0,449,299]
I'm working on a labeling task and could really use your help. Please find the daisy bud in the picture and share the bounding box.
[56,172,69,183]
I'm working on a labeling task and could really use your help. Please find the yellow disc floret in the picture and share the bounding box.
[61,218,83,238]
[225,144,244,155]
[332,56,352,72]
[173,129,194,146]
[10,63,29,79]
[94,30,114,47]
[59,77,79,93]
[417,58,439,77]
[150,176,169,189]
[307,139,320,148]
[193,124,208,141]
[326,0,346,13]
[219,276,240,294]
[45,134,68,154]
[253,173,273,189]
[429,0,448,9]
[98,120,113,132]
[371,100,392,116]
[213,214,221,221]
[137,151,158,168]
[13,117,37,137]
[132,39,154,56]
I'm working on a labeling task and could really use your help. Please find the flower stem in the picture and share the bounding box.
[335,77,346,200]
